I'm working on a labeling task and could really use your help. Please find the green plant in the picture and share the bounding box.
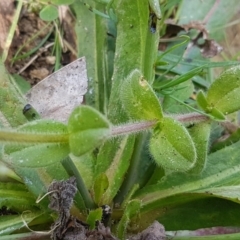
[25,0,75,21]
[1,0,240,239]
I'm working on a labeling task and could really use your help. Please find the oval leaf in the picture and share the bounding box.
[68,106,110,156]
[121,69,163,121]
[3,120,69,167]
[187,121,211,175]
[149,117,196,171]
[39,5,58,21]
[206,66,240,115]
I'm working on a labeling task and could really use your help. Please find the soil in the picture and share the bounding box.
[0,0,77,87]
[47,177,166,240]
[4,1,238,89]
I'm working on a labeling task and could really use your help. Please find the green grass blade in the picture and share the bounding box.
[61,156,95,210]
[73,0,111,113]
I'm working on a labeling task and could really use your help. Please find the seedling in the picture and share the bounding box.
[1,0,240,239]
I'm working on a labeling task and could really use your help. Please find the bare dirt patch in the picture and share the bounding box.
[0,2,76,87]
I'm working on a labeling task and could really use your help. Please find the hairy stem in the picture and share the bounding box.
[111,113,209,137]
[0,113,209,144]
[111,120,157,136]
[175,112,209,123]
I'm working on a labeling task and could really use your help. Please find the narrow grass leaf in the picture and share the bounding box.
[159,66,204,90]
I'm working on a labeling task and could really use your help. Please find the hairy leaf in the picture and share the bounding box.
[206,66,240,115]
[150,116,196,171]
[121,69,163,121]
[0,183,36,212]
[68,106,110,156]
[98,136,135,205]
[3,120,69,167]
[187,121,211,175]
[117,199,141,239]
[135,140,240,221]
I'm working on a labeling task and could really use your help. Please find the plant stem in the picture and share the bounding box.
[0,113,209,144]
[111,113,209,137]
[175,112,209,123]
[111,120,157,136]
[0,130,69,143]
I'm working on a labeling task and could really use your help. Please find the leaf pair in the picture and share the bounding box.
[2,106,110,168]
[121,66,240,173]
[197,66,240,120]
[121,69,197,172]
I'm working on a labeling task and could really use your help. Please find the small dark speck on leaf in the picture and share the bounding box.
[185,58,193,63]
